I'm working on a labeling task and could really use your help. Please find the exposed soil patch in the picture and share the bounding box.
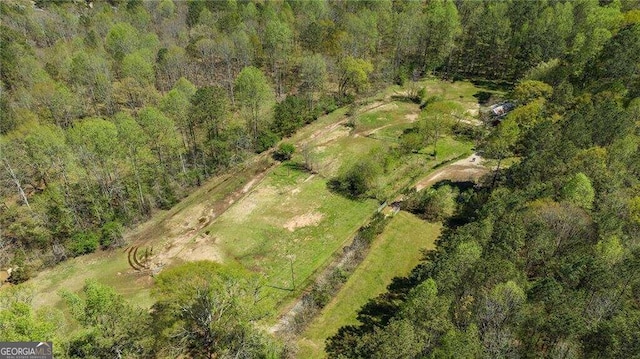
[415,154,489,191]
[144,161,275,271]
[226,185,277,222]
[176,236,223,262]
[243,178,257,193]
[283,212,324,232]
[314,126,351,147]
[405,113,419,122]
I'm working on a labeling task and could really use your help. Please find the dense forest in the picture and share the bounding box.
[1,0,640,358]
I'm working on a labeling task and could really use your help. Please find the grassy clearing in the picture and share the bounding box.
[25,77,487,335]
[204,164,378,312]
[30,161,268,310]
[297,211,442,358]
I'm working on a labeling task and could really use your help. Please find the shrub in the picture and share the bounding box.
[68,231,100,257]
[272,95,308,137]
[255,130,280,153]
[356,212,389,244]
[7,265,32,284]
[316,95,337,114]
[330,159,381,199]
[561,172,595,210]
[420,95,443,109]
[403,185,458,221]
[399,130,425,154]
[101,221,124,248]
[7,252,32,284]
[273,142,295,161]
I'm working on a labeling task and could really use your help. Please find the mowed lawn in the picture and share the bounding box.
[206,163,379,311]
[297,211,442,358]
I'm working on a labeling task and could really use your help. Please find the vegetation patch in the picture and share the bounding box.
[298,212,441,358]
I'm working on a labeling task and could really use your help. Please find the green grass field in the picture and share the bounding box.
[203,164,378,311]
[23,78,486,341]
[297,211,442,358]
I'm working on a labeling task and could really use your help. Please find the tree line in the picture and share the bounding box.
[2,0,636,278]
[326,13,640,359]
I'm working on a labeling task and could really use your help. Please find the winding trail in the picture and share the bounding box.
[270,153,489,335]
[414,154,489,191]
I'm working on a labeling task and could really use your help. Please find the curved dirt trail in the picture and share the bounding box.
[414,154,489,191]
[270,153,489,335]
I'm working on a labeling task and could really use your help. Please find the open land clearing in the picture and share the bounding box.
[297,211,442,358]
[24,78,492,335]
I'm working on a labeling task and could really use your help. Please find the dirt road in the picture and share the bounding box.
[414,154,489,191]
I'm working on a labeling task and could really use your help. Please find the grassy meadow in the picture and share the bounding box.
[24,78,487,340]
[297,211,442,358]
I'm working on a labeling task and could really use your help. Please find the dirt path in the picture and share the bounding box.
[137,104,398,270]
[269,153,488,335]
[414,154,489,191]
[149,161,274,268]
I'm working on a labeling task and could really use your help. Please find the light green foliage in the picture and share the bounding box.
[453,241,482,270]
[394,279,453,355]
[62,280,150,358]
[431,324,482,359]
[299,53,327,99]
[264,18,293,60]
[121,51,154,85]
[160,78,195,130]
[136,107,183,166]
[152,261,278,358]
[68,118,120,191]
[274,142,295,161]
[506,98,546,130]
[512,80,553,104]
[338,56,374,96]
[628,196,640,225]
[23,123,69,186]
[488,281,526,311]
[156,45,187,91]
[105,22,140,62]
[596,235,624,265]
[0,285,62,342]
[523,58,561,82]
[156,0,176,18]
[425,186,456,220]
[172,77,197,97]
[419,105,456,158]
[484,117,520,160]
[234,66,275,143]
[31,80,81,127]
[561,172,595,210]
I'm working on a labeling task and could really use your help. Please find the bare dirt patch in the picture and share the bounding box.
[313,126,351,147]
[405,113,419,122]
[226,185,277,223]
[140,160,276,271]
[415,154,489,191]
[176,236,223,262]
[243,178,257,193]
[283,212,324,232]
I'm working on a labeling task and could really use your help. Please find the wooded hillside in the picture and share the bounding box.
[1,0,639,358]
